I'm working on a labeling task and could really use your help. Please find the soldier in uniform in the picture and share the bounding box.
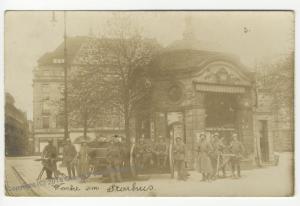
[210,132,220,179]
[119,136,131,176]
[41,139,58,179]
[229,133,245,178]
[216,136,228,178]
[196,132,213,182]
[62,138,77,179]
[106,135,122,183]
[173,137,188,181]
[210,132,228,178]
[77,140,89,183]
[154,136,168,169]
[135,137,153,172]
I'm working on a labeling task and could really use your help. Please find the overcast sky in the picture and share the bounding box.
[4,11,294,120]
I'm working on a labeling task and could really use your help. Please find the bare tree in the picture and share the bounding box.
[94,14,160,142]
[67,64,116,139]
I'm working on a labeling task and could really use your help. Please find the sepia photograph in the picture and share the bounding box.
[4,10,294,197]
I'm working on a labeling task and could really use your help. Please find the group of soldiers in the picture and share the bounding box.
[40,132,245,183]
[171,132,245,182]
[40,138,88,182]
[134,136,169,172]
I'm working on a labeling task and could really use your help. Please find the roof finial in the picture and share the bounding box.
[183,16,196,40]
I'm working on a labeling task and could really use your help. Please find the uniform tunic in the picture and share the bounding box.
[196,140,213,174]
[77,145,89,179]
[42,144,58,172]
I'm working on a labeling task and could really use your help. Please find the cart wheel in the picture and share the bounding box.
[169,141,174,178]
[130,143,137,178]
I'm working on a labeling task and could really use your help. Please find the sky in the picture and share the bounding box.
[4,11,294,120]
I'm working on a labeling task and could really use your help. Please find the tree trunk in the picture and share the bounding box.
[124,88,131,144]
[83,110,88,140]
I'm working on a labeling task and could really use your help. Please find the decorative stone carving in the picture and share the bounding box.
[193,61,251,86]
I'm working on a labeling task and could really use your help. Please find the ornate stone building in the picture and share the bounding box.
[133,22,278,167]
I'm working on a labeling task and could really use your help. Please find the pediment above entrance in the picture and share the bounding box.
[192,61,252,87]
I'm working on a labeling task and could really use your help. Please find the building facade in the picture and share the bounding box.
[33,36,124,154]
[5,93,30,156]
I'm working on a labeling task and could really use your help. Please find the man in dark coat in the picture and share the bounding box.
[106,136,122,183]
[41,140,58,179]
[173,137,188,181]
[63,138,77,179]
[229,133,245,178]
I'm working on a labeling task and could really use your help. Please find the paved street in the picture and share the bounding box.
[5,152,294,197]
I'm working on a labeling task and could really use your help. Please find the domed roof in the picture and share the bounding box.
[148,17,252,80]
[149,49,247,78]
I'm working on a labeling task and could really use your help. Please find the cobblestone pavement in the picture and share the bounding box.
[5,152,294,197]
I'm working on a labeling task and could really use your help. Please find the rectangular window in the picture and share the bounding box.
[42,116,50,129]
[42,100,50,114]
[41,84,50,100]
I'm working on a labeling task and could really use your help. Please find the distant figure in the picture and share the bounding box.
[173,137,188,181]
[119,136,131,177]
[196,132,213,182]
[41,140,58,179]
[211,132,227,178]
[62,138,77,179]
[155,137,168,169]
[136,137,153,172]
[77,140,90,183]
[229,133,245,178]
[106,136,122,183]
[210,132,220,179]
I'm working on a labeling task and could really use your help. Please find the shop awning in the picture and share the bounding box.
[195,83,246,93]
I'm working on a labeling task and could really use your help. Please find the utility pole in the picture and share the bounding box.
[51,11,69,139]
[63,11,69,140]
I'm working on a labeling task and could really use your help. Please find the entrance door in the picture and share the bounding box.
[259,120,269,162]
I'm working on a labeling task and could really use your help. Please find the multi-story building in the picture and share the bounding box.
[5,93,30,156]
[33,36,124,154]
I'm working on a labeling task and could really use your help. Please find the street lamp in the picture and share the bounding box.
[51,11,69,140]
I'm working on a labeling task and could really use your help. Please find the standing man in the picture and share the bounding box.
[63,138,77,179]
[41,139,58,179]
[196,132,213,182]
[135,137,153,172]
[211,132,227,178]
[119,136,131,177]
[173,137,188,181]
[229,133,245,178]
[77,140,89,183]
[155,137,168,169]
[106,136,122,183]
[210,132,220,179]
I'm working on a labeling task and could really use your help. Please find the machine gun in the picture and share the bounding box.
[35,157,66,180]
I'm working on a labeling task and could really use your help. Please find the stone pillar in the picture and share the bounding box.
[236,92,255,158]
[184,92,206,169]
